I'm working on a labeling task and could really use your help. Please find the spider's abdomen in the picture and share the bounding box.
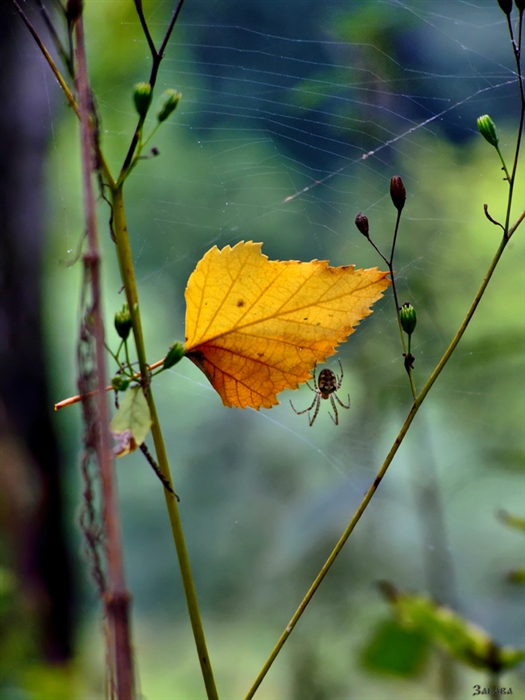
[318,369,338,398]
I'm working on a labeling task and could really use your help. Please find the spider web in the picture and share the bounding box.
[45,0,525,696]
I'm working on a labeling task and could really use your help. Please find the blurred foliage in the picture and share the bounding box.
[380,582,525,673]
[360,618,430,677]
[4,0,523,698]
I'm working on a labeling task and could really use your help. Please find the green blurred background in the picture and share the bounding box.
[1,0,524,698]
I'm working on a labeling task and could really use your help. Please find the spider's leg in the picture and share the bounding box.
[290,394,317,416]
[336,359,344,388]
[308,396,321,426]
[334,393,351,410]
[311,367,318,391]
[328,395,339,425]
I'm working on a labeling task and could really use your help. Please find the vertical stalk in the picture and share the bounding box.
[110,186,219,700]
[74,16,135,700]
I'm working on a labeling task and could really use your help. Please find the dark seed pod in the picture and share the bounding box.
[354,212,370,237]
[390,176,406,212]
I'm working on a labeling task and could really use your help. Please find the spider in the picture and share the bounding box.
[290,360,350,427]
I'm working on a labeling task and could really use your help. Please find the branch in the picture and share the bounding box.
[74,15,135,700]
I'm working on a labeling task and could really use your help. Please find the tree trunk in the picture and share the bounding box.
[0,1,75,664]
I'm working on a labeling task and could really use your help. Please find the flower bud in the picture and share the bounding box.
[354,212,370,237]
[497,0,513,14]
[114,304,132,340]
[399,302,417,335]
[112,376,131,392]
[164,341,185,369]
[390,176,406,212]
[477,114,499,148]
[157,90,182,123]
[133,83,153,118]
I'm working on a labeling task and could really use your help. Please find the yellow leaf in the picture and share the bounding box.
[184,241,390,409]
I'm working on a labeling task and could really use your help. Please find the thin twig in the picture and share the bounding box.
[34,0,74,75]
[55,361,166,410]
[133,0,157,60]
[10,0,79,117]
[157,0,186,65]
[140,442,179,499]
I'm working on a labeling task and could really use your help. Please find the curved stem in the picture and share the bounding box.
[111,186,219,700]
[244,231,512,700]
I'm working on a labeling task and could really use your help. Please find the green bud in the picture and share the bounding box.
[390,175,406,212]
[399,302,417,335]
[163,341,185,369]
[477,114,499,148]
[497,0,513,14]
[114,304,132,340]
[133,82,153,117]
[157,90,182,123]
[112,376,131,392]
[354,212,370,237]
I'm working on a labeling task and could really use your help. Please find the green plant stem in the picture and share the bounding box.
[244,228,514,700]
[110,186,219,700]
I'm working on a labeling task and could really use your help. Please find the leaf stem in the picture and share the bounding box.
[110,186,219,700]
[244,226,514,700]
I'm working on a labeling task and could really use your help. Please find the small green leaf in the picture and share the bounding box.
[110,386,152,457]
[360,618,429,677]
[380,582,525,673]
